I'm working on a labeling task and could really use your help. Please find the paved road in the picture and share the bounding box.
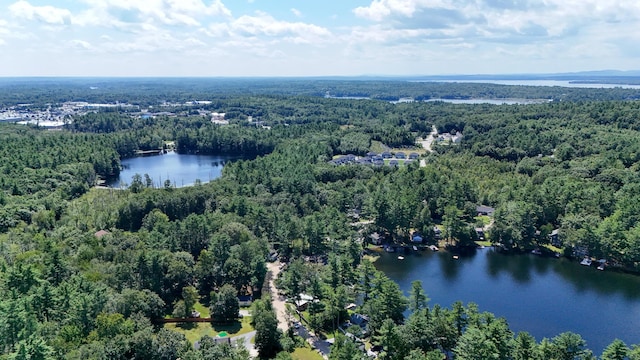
[231,331,258,358]
[295,323,331,359]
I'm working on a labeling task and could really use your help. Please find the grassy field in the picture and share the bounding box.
[193,302,210,318]
[475,241,492,247]
[291,346,324,360]
[543,244,563,253]
[370,140,426,155]
[474,215,492,226]
[389,146,427,155]
[164,316,254,344]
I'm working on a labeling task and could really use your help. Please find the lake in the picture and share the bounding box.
[424,98,548,105]
[416,79,640,89]
[374,248,640,355]
[106,152,242,188]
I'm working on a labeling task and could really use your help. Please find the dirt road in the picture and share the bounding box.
[418,125,438,153]
[418,125,438,167]
[266,262,290,332]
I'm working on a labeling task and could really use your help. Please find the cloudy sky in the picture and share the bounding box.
[1,0,639,77]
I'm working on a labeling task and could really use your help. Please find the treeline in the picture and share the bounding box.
[3,78,640,107]
[427,101,640,270]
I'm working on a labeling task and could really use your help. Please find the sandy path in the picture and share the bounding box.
[419,125,438,153]
[266,262,290,332]
[418,125,438,167]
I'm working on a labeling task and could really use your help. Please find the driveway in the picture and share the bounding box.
[231,330,258,358]
[295,323,331,359]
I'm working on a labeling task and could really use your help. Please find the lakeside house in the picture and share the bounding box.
[549,229,561,247]
[350,313,369,327]
[369,232,383,245]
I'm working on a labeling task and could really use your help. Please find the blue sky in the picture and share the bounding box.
[1,0,639,77]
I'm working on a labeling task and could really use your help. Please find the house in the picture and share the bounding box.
[350,313,369,327]
[329,154,356,165]
[395,152,406,159]
[238,295,253,307]
[381,151,392,159]
[411,233,423,243]
[389,159,399,166]
[475,228,485,240]
[295,294,315,311]
[549,229,561,247]
[433,226,442,239]
[366,151,378,157]
[409,152,420,160]
[476,205,496,216]
[211,112,226,121]
[369,232,383,245]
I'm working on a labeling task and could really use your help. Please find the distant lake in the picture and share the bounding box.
[424,98,548,105]
[106,152,242,188]
[325,95,372,100]
[415,79,640,89]
[375,248,640,355]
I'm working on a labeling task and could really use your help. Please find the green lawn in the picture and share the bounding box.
[543,244,563,253]
[164,316,253,344]
[291,346,324,360]
[193,302,210,318]
[474,215,492,226]
[370,141,387,153]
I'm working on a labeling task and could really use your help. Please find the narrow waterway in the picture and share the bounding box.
[375,248,640,355]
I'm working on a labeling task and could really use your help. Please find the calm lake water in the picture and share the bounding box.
[424,98,547,105]
[417,79,640,89]
[374,248,640,355]
[106,152,241,188]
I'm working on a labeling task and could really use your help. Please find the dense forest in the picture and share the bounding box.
[1,80,640,359]
[2,77,640,107]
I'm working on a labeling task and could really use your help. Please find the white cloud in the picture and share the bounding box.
[0,20,8,41]
[69,39,93,50]
[74,0,231,27]
[231,12,331,42]
[353,0,640,42]
[8,0,72,25]
[1,0,639,76]
[290,8,302,18]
